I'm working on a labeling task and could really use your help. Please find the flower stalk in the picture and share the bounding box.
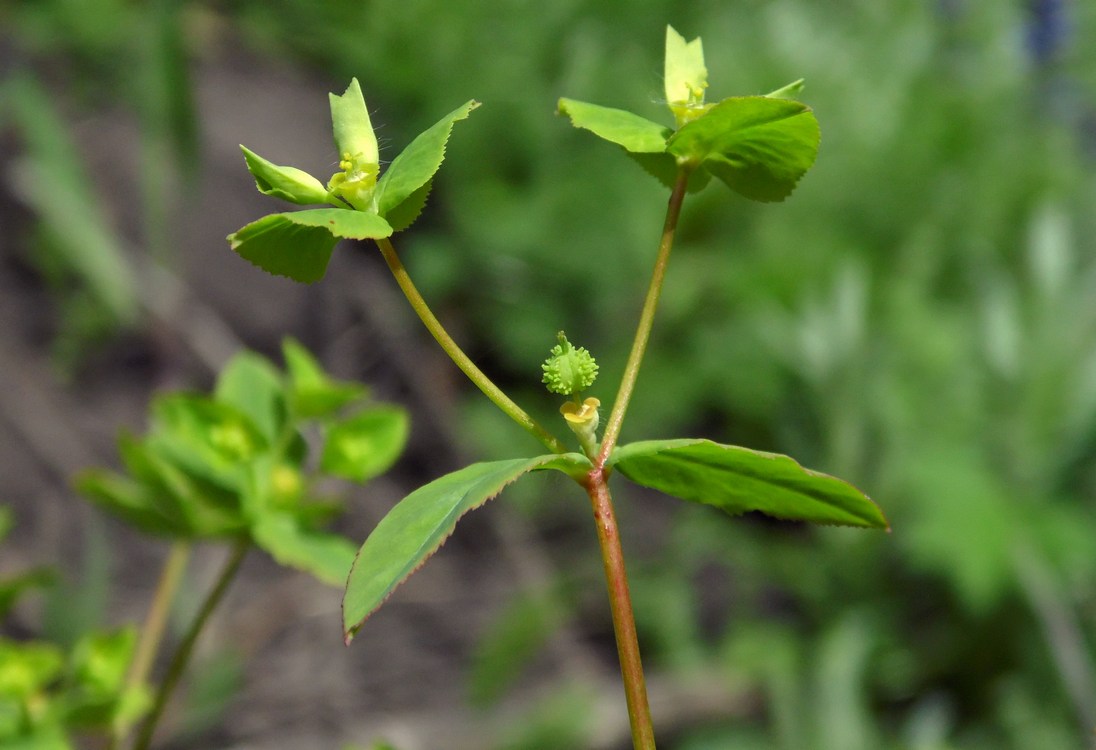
[597,169,690,468]
[132,539,249,750]
[375,237,569,455]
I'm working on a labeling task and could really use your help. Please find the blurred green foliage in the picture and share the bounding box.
[5,0,1096,748]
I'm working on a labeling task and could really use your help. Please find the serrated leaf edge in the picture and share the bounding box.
[342,453,588,642]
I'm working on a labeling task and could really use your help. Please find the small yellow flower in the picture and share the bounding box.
[561,397,601,459]
[560,397,601,429]
[327,151,379,211]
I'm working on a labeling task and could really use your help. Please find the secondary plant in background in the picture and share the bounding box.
[228,26,888,750]
[69,340,408,749]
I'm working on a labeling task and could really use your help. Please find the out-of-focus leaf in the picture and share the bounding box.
[214,351,287,445]
[814,615,878,750]
[6,75,138,324]
[75,469,181,537]
[149,395,267,483]
[141,0,198,180]
[251,514,357,587]
[69,628,136,698]
[282,338,366,419]
[115,434,247,537]
[494,684,598,750]
[64,627,143,730]
[467,591,562,707]
[899,448,1015,614]
[321,407,409,483]
[0,723,73,750]
[0,640,64,699]
[0,568,55,619]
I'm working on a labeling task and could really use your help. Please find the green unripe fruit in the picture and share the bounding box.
[542,332,598,396]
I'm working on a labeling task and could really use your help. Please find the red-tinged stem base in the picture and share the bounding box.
[583,469,657,750]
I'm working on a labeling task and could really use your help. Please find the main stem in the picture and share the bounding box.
[578,170,690,750]
[597,170,689,467]
[584,470,656,750]
[375,237,568,455]
[132,539,249,750]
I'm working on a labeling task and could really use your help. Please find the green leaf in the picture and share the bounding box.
[321,406,409,483]
[239,146,330,205]
[110,685,153,738]
[557,98,670,153]
[0,639,64,698]
[329,78,378,165]
[765,79,806,100]
[214,351,287,444]
[664,25,709,127]
[608,439,887,529]
[113,434,247,538]
[282,338,366,419]
[667,96,820,202]
[148,395,265,488]
[228,209,393,283]
[467,591,561,707]
[343,453,590,640]
[0,568,55,619]
[626,152,712,193]
[70,628,136,698]
[7,75,138,324]
[74,469,181,537]
[65,628,147,730]
[383,179,432,233]
[251,513,358,587]
[142,0,199,181]
[373,100,479,220]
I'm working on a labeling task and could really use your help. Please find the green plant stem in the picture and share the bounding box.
[597,171,690,468]
[583,469,656,750]
[108,542,191,750]
[131,539,249,750]
[375,236,569,454]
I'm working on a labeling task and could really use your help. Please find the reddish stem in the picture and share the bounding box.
[582,469,657,750]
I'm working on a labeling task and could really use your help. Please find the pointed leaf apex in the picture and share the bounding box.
[239,145,329,205]
[665,26,709,127]
[765,79,807,100]
[329,78,378,167]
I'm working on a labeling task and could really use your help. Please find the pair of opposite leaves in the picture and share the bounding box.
[228,26,820,284]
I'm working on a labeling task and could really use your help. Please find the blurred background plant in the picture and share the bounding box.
[2,0,1096,749]
[0,342,407,748]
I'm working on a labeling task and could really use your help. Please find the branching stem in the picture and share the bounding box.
[597,170,689,468]
[132,539,249,750]
[375,237,569,455]
[109,542,191,750]
[577,170,690,750]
